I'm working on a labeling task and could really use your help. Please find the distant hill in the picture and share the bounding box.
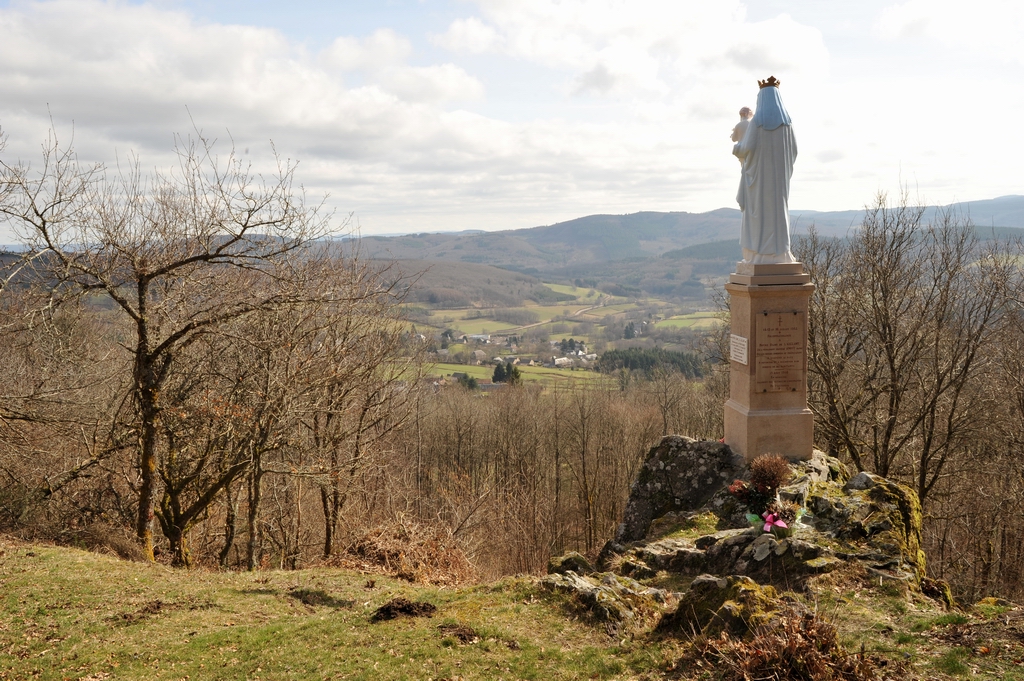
[352,195,1024,271]
[791,195,1024,236]
[353,208,742,271]
[663,240,742,261]
[386,259,573,308]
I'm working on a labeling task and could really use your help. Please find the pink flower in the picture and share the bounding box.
[762,511,788,533]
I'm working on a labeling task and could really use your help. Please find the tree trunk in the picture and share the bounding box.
[165,524,191,567]
[246,457,264,571]
[220,484,237,567]
[135,363,159,561]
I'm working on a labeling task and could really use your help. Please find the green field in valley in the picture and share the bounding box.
[540,283,602,303]
[520,304,591,318]
[427,362,611,387]
[444,318,520,335]
[578,305,638,320]
[655,312,723,329]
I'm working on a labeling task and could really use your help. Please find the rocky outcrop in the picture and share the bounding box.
[616,436,743,543]
[602,449,925,588]
[540,570,672,636]
[547,551,594,576]
[545,444,943,640]
[657,574,780,636]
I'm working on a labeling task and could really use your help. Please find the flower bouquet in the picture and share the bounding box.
[746,500,805,538]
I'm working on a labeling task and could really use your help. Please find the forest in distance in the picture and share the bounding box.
[3,130,1024,607]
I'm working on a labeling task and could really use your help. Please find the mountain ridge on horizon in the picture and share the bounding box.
[349,195,1024,271]
[365,194,1024,239]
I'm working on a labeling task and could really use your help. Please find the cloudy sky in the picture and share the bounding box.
[0,0,1020,238]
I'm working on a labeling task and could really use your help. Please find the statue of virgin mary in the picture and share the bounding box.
[732,77,797,264]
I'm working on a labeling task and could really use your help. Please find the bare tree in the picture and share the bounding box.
[0,130,330,559]
[797,191,1013,504]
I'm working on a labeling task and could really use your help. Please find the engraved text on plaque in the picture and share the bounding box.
[754,311,805,393]
[729,334,748,365]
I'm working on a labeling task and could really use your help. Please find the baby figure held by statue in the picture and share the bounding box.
[730,107,753,145]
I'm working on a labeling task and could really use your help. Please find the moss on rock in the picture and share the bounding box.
[658,574,780,637]
[865,477,926,580]
[541,571,670,635]
[547,551,595,576]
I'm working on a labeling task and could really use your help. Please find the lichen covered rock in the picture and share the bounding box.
[540,570,671,635]
[547,551,594,576]
[658,574,780,636]
[809,471,926,581]
[616,436,743,543]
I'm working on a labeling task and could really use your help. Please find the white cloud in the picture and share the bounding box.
[0,0,499,241]
[432,17,503,53]
[876,0,1024,64]
[321,29,413,72]
[437,1,828,100]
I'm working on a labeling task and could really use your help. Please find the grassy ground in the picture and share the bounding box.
[3,537,1024,680]
[804,569,1024,680]
[445,318,520,335]
[0,538,675,681]
[519,305,590,319]
[549,334,593,346]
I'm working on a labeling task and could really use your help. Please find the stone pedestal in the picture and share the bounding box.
[724,262,814,462]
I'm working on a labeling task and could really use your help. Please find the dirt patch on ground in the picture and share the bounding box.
[438,623,481,644]
[287,587,354,609]
[370,597,437,622]
[112,599,170,624]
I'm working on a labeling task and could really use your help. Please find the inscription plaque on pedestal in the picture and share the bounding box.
[754,311,804,393]
[729,334,748,365]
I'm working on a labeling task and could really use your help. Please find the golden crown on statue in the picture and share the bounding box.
[758,76,781,89]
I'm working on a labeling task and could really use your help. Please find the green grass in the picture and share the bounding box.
[521,304,590,318]
[5,536,1024,680]
[581,304,638,318]
[428,304,593,335]
[0,539,675,681]
[655,318,698,329]
[935,647,971,676]
[428,363,495,380]
[551,334,594,346]
[910,613,970,632]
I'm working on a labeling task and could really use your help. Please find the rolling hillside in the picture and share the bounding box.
[351,195,1024,273]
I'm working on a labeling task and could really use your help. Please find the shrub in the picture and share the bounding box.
[687,606,883,680]
[328,517,476,586]
[728,454,794,515]
[750,454,793,493]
